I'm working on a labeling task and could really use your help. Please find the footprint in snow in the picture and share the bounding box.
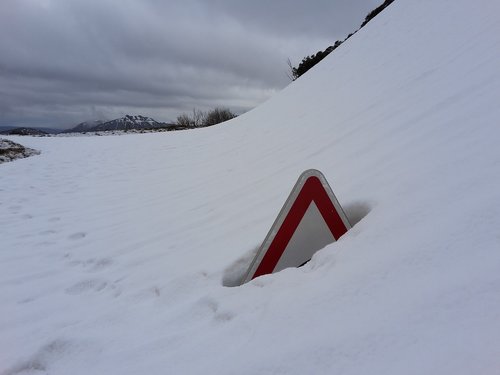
[68,232,87,240]
[39,229,57,236]
[65,279,107,295]
[8,205,22,213]
[2,339,70,375]
[65,257,113,272]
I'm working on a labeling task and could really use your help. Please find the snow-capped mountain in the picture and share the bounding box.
[64,116,170,133]
[91,115,166,131]
[62,120,106,133]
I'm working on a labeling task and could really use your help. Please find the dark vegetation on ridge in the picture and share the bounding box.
[288,0,395,80]
[0,127,52,136]
[175,107,236,128]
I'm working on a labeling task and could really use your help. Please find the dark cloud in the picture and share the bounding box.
[0,0,381,128]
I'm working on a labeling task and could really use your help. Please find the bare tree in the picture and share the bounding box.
[176,113,193,127]
[192,108,205,127]
[286,58,298,81]
[176,107,236,128]
[203,108,236,127]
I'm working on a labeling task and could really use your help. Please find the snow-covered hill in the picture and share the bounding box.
[1,0,500,374]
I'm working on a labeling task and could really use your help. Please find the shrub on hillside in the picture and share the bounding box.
[203,108,236,127]
[360,0,395,27]
[289,41,342,80]
[176,107,236,128]
[288,0,396,81]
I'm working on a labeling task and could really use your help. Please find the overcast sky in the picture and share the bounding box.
[0,0,381,129]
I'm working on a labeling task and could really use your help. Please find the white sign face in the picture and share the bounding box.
[273,201,336,272]
[241,169,351,284]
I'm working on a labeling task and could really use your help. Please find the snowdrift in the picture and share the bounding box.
[1,0,500,373]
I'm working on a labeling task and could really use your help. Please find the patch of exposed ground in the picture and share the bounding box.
[0,139,40,164]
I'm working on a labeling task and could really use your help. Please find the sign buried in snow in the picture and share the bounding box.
[241,169,351,284]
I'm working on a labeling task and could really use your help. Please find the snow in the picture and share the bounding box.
[1,0,500,373]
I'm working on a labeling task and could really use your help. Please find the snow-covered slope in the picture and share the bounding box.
[1,0,500,374]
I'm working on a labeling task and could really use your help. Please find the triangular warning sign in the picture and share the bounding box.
[241,169,351,284]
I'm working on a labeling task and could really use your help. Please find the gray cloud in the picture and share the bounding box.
[0,0,381,129]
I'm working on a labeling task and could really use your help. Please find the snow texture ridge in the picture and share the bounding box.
[1,0,500,374]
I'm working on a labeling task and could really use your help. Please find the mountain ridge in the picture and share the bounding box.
[63,115,174,133]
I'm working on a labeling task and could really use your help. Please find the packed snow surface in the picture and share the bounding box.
[1,0,500,373]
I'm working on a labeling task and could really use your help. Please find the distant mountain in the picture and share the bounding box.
[63,115,172,133]
[0,127,49,136]
[0,126,60,134]
[33,127,62,134]
[92,115,167,131]
[62,120,106,133]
